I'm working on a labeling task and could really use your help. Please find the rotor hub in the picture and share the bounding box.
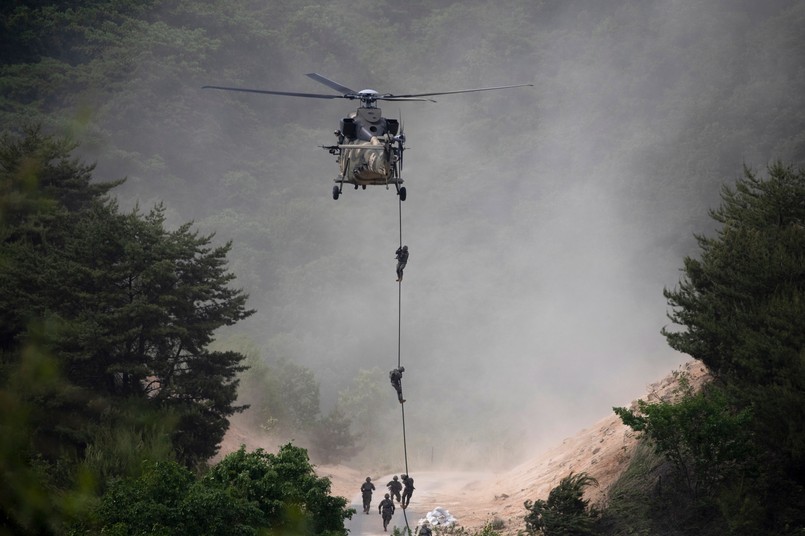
[356,89,379,107]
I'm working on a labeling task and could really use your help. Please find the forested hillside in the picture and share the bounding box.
[0,127,355,533]
[2,0,805,521]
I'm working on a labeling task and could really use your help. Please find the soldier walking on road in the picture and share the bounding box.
[387,475,402,504]
[401,473,415,509]
[378,493,395,532]
[389,367,405,404]
[360,476,375,514]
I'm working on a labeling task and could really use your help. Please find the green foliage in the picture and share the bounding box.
[0,337,97,533]
[334,367,399,462]
[95,443,353,535]
[661,163,805,532]
[239,354,322,434]
[1,127,256,530]
[337,367,388,434]
[79,398,179,485]
[663,163,805,391]
[1,128,254,468]
[270,358,322,431]
[97,458,260,536]
[203,444,354,536]
[613,378,755,497]
[604,162,805,534]
[597,440,744,536]
[309,406,358,464]
[233,349,359,464]
[595,441,664,536]
[523,472,599,536]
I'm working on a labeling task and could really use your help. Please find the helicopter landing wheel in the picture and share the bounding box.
[332,185,340,200]
[398,186,407,201]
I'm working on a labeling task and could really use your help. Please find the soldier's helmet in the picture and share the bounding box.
[393,475,398,480]
[403,245,408,251]
[401,473,408,479]
[366,477,372,482]
[385,493,390,499]
[399,366,405,372]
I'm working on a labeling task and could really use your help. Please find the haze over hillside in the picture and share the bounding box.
[270,361,711,535]
[15,0,804,468]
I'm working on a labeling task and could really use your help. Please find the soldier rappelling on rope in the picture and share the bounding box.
[389,366,405,403]
[395,245,409,282]
[401,473,415,509]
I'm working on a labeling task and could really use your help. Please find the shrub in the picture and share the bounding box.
[524,472,599,535]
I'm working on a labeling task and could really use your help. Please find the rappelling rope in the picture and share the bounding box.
[398,196,403,371]
[397,194,412,535]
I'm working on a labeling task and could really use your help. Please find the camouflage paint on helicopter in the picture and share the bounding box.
[330,105,403,191]
[342,134,392,183]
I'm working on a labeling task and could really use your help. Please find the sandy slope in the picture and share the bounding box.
[219,361,709,534]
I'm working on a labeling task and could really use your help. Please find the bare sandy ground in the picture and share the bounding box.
[219,361,709,534]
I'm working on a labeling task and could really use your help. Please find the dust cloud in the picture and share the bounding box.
[94,1,804,471]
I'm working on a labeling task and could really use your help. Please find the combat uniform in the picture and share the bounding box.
[361,478,375,514]
[387,476,402,503]
[395,246,409,282]
[389,367,405,403]
[401,474,415,509]
[378,494,396,532]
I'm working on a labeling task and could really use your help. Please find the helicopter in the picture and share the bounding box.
[203,73,533,200]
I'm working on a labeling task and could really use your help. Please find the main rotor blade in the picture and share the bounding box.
[306,73,357,95]
[202,85,344,99]
[387,83,534,99]
[377,97,435,103]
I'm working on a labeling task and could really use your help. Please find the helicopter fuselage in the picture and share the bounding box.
[326,106,405,191]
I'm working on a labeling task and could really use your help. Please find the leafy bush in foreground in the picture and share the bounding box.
[97,444,353,536]
[524,472,599,536]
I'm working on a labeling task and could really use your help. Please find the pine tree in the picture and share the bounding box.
[1,128,254,466]
[663,163,805,388]
[661,162,805,531]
